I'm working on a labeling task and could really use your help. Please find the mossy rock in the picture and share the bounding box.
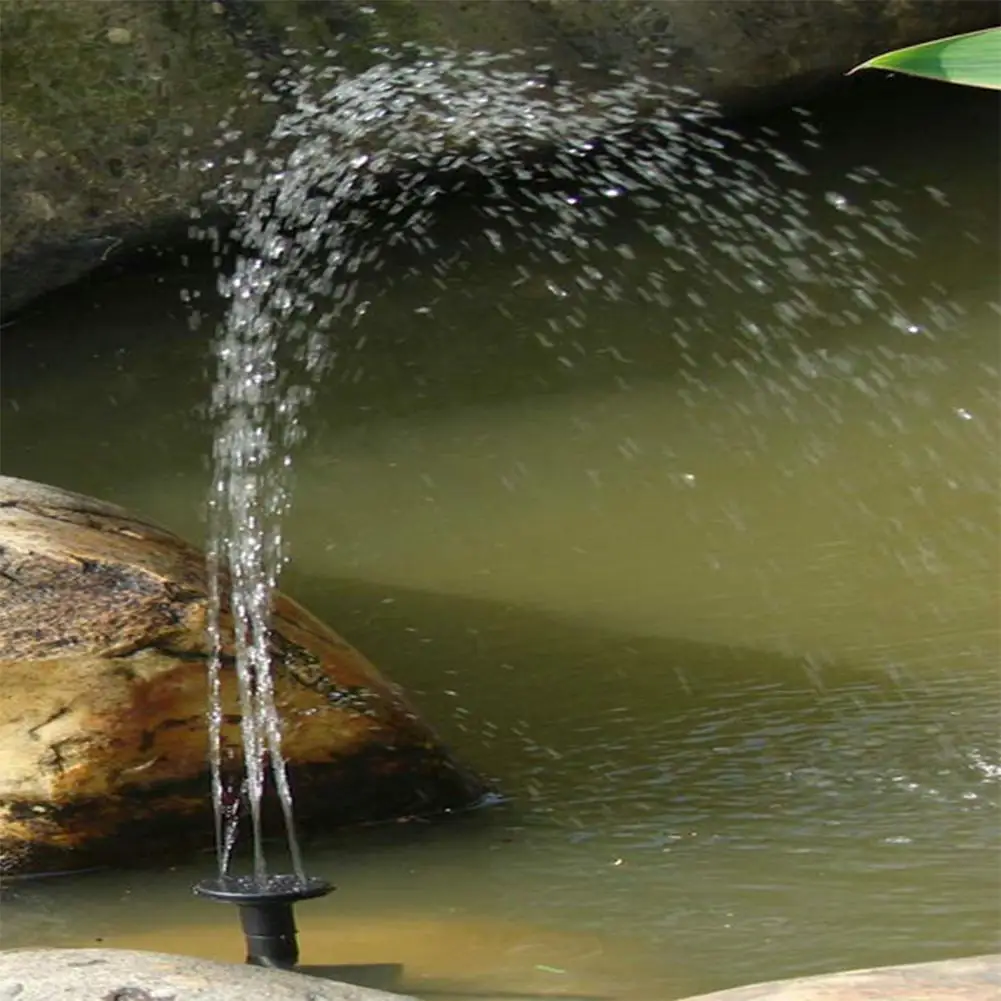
[1,0,995,316]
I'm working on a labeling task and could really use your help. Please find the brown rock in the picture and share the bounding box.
[0,475,486,875]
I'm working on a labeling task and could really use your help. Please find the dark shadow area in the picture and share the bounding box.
[280,569,917,777]
[4,67,995,329]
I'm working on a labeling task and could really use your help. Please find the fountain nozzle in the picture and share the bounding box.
[194,874,333,969]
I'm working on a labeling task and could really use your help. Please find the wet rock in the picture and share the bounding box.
[0,475,486,875]
[0,948,416,1001]
[675,953,1001,1001]
[2,0,996,317]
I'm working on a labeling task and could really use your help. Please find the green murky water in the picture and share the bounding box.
[1,77,998,998]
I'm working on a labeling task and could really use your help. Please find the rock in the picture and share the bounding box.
[675,953,1001,1001]
[0,948,416,1001]
[2,0,996,317]
[0,475,486,875]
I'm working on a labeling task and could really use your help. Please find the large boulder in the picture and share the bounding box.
[1,0,996,316]
[0,475,486,875]
[0,948,415,1001]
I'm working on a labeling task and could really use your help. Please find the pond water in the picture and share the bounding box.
[1,76,999,999]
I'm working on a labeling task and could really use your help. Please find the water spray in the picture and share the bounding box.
[190,31,939,995]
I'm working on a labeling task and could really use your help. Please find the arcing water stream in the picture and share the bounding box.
[201,46,935,882]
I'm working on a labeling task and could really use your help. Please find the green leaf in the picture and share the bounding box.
[850,27,1001,90]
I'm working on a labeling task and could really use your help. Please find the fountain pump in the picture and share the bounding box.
[194,874,333,969]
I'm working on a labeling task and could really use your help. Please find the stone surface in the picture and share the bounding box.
[2,0,997,316]
[3,945,996,1001]
[0,475,486,875]
[675,953,1001,1001]
[0,948,416,1001]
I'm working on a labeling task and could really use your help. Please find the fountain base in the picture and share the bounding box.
[194,874,333,969]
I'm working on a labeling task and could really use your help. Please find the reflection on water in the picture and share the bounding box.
[1,77,999,998]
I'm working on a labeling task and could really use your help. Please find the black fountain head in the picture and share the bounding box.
[194,873,334,969]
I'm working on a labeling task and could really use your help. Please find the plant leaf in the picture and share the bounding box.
[850,27,1001,90]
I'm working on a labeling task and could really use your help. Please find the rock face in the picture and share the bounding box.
[675,954,1001,1001]
[0,948,416,1001]
[0,475,485,875]
[2,0,996,316]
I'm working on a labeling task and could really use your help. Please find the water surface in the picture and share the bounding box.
[1,76,999,998]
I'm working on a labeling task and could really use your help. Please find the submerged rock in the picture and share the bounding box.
[0,948,416,1001]
[675,953,1001,1001]
[0,475,485,875]
[1,0,996,316]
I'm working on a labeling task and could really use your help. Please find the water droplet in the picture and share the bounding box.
[889,313,924,335]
